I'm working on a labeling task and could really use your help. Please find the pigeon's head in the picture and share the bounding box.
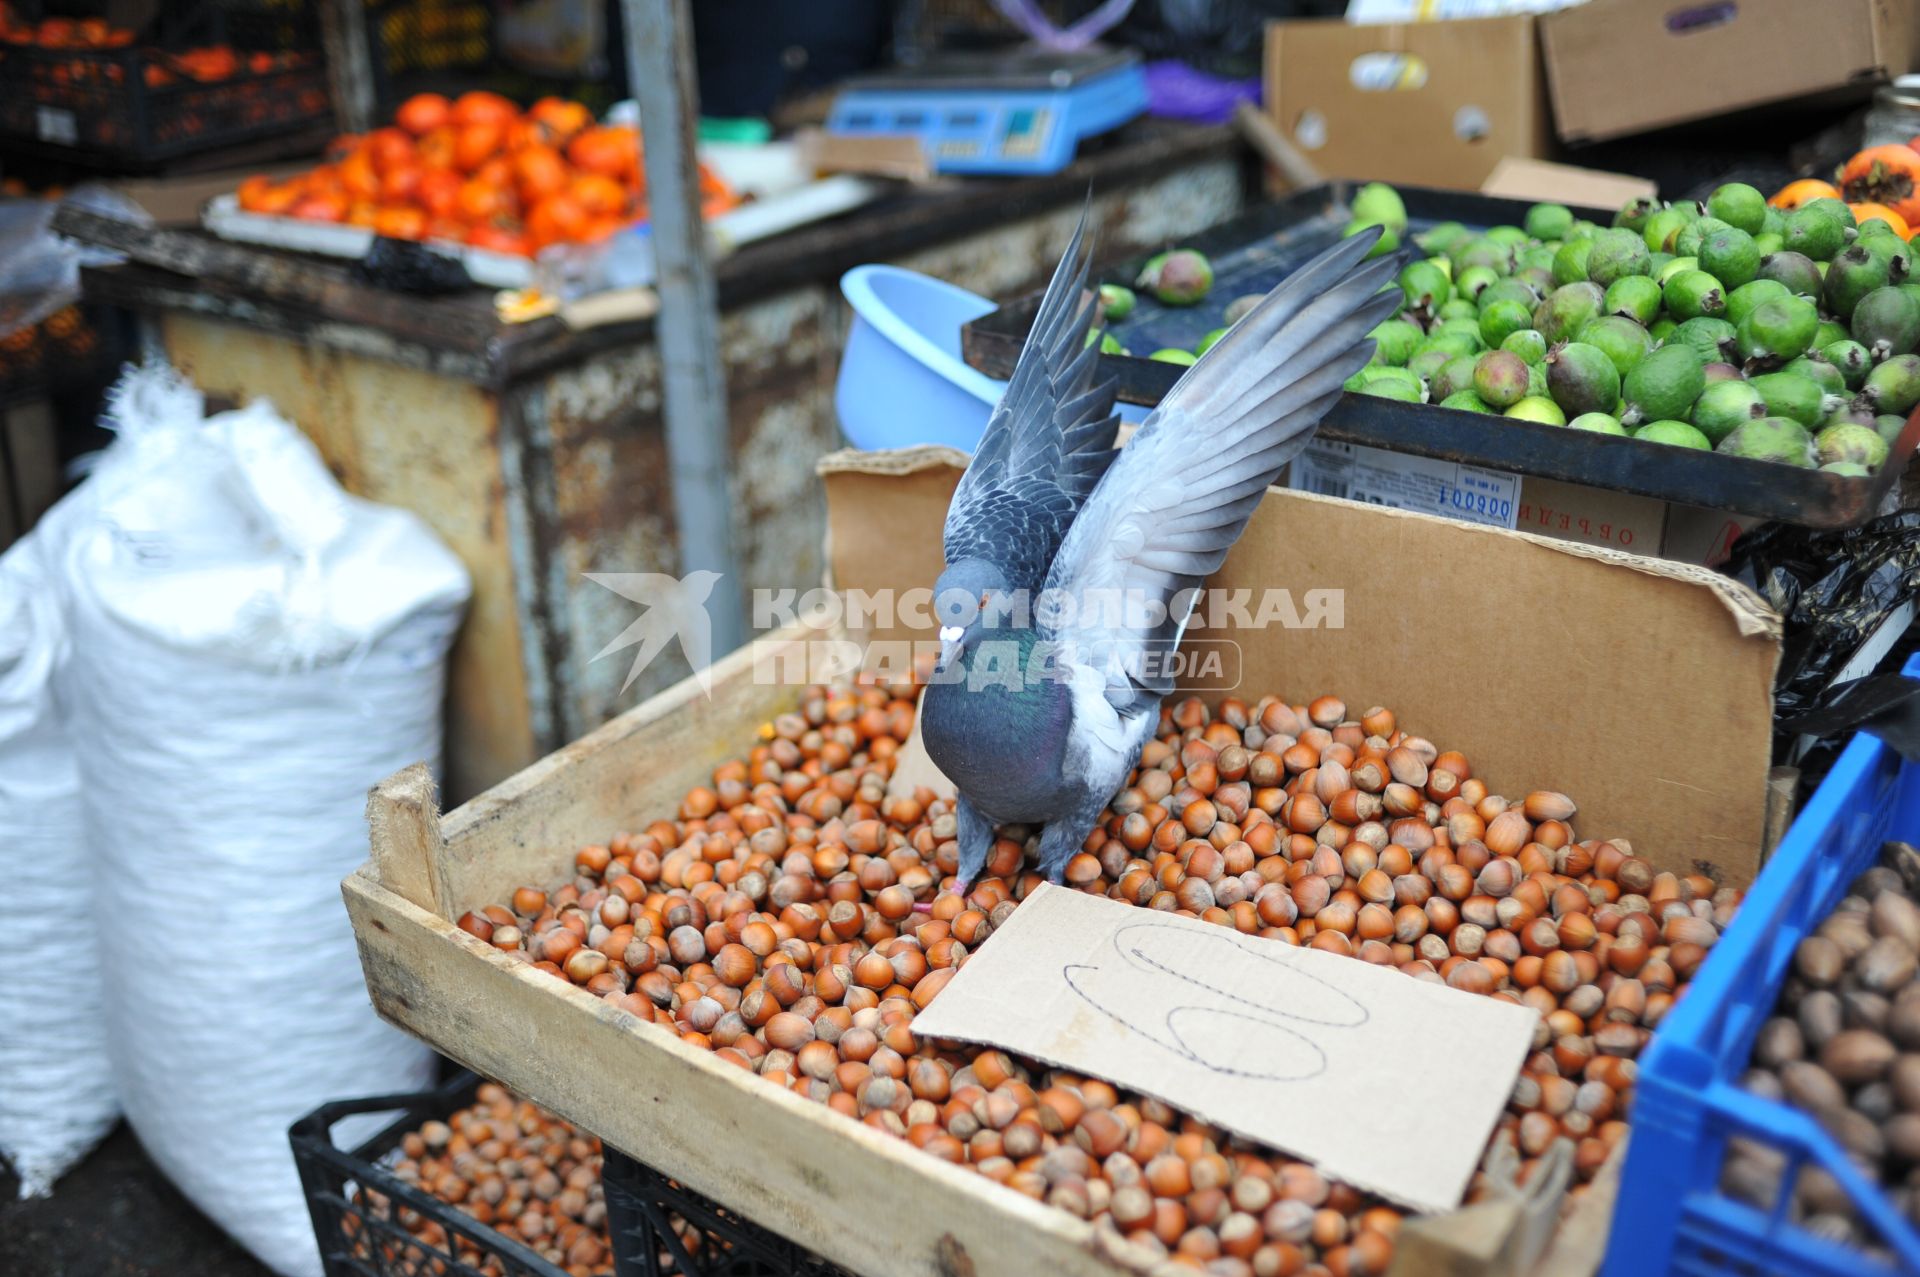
[933,557,1013,673]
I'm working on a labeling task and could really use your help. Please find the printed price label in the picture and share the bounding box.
[1288,440,1520,529]
[35,107,77,145]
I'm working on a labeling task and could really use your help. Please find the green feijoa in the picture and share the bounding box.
[1748,371,1828,427]
[1814,422,1889,470]
[1485,224,1530,246]
[1753,231,1785,256]
[1783,207,1847,261]
[1822,339,1873,389]
[1533,282,1605,345]
[1568,412,1628,434]
[1552,237,1594,287]
[1501,329,1549,364]
[1504,395,1566,425]
[1823,244,1891,321]
[1635,420,1712,450]
[1526,203,1574,242]
[1604,275,1663,326]
[1439,389,1493,413]
[1578,315,1655,378]
[1439,299,1480,323]
[1545,341,1621,418]
[1621,344,1707,426]
[1097,284,1136,321]
[1717,416,1817,466]
[1756,251,1823,300]
[1358,376,1422,401]
[1664,270,1727,321]
[1707,183,1768,235]
[1408,348,1453,382]
[1473,349,1532,408]
[1863,354,1920,415]
[1669,316,1738,368]
[1699,227,1761,290]
[1454,264,1500,300]
[1613,197,1659,234]
[1399,259,1452,311]
[1586,229,1652,287]
[1478,277,1540,312]
[1736,295,1820,366]
[1479,299,1535,349]
[1690,379,1768,445]
[1416,220,1470,256]
[1727,280,1795,332]
[1196,327,1231,356]
[1674,217,1730,260]
[1804,197,1856,229]
[1782,354,1846,397]
[1431,355,1480,402]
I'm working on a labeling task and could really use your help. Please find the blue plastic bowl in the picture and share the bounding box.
[837,264,1005,452]
[836,262,1151,453]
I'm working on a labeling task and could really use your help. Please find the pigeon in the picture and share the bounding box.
[919,212,1401,894]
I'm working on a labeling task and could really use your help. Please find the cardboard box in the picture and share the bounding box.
[827,446,1782,886]
[1264,15,1554,190]
[1541,0,1920,144]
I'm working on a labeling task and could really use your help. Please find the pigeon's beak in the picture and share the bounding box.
[937,624,964,673]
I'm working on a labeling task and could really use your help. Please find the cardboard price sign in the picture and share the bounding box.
[912,883,1538,1213]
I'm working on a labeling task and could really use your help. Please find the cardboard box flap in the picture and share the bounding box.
[821,448,1781,886]
[1542,0,1918,144]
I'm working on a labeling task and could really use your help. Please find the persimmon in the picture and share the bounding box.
[467,219,532,257]
[568,126,640,180]
[416,170,462,219]
[474,155,515,189]
[452,91,518,127]
[416,127,458,170]
[366,127,416,174]
[396,93,452,137]
[374,206,427,240]
[338,149,381,200]
[324,134,362,162]
[526,193,590,249]
[238,175,287,214]
[571,172,627,217]
[1770,178,1840,210]
[456,177,512,223]
[291,192,353,221]
[530,97,592,142]
[513,145,568,202]
[1848,202,1911,238]
[454,122,505,172]
[425,217,467,243]
[345,200,381,228]
[380,163,423,204]
[1841,145,1920,225]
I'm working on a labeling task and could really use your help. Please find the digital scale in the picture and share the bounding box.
[825,46,1149,176]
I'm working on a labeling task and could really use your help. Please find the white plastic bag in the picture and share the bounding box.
[0,529,118,1198]
[59,365,469,1276]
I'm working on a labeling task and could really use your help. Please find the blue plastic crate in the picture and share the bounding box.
[1605,653,1920,1277]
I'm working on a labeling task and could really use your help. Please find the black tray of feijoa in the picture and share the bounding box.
[960,181,1919,529]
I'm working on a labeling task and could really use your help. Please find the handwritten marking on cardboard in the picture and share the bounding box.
[911,883,1539,1213]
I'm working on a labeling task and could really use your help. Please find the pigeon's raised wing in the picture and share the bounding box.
[943,204,1121,592]
[1038,230,1403,713]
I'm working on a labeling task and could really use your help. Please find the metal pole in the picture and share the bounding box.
[620,0,747,658]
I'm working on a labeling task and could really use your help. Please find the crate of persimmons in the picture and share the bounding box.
[223,91,739,267]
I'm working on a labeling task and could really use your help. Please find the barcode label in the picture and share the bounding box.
[1288,441,1519,529]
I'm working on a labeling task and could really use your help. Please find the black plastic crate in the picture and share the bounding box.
[0,1,332,166]
[292,1072,849,1277]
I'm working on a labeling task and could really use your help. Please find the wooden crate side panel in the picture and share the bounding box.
[343,873,1158,1277]
[429,625,821,919]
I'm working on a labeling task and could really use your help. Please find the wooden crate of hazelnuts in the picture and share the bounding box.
[345,451,1785,1277]
[349,624,1665,1277]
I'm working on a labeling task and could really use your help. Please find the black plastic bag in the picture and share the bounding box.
[1723,512,1920,778]
[350,238,472,295]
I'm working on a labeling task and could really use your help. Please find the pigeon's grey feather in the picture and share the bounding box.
[943,205,1121,592]
[1039,229,1403,714]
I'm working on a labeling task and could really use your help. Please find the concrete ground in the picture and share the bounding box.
[1,1124,272,1277]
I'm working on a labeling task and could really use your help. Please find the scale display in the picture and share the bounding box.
[826,46,1149,176]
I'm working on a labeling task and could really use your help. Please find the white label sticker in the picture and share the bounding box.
[35,107,77,145]
[1289,440,1520,528]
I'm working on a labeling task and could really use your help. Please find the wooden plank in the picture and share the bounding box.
[343,873,1162,1277]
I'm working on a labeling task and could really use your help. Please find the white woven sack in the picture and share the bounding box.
[60,367,469,1276]
[0,528,117,1198]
